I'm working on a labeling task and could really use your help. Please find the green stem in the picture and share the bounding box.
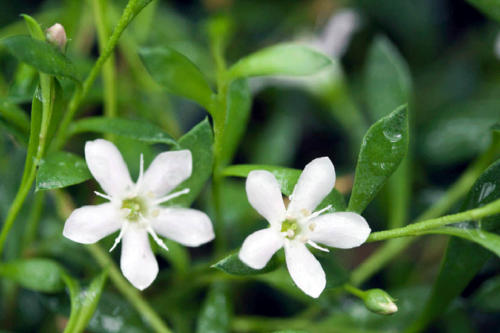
[343,283,366,299]
[53,0,153,150]
[91,0,117,119]
[21,191,45,252]
[367,197,500,242]
[86,244,171,332]
[351,139,500,285]
[0,75,54,257]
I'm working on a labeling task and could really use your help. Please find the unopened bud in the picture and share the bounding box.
[46,23,67,51]
[363,289,398,315]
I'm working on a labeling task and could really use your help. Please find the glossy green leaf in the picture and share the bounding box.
[1,36,80,81]
[21,14,45,40]
[467,0,500,22]
[36,151,91,190]
[408,158,500,332]
[212,252,281,276]
[228,43,331,80]
[218,79,251,167]
[0,258,65,292]
[71,271,108,332]
[348,105,409,213]
[365,36,411,122]
[140,46,213,109]
[423,227,500,258]
[69,116,178,146]
[168,118,214,206]
[364,36,412,228]
[196,284,232,333]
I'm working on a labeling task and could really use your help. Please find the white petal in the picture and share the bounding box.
[287,157,335,217]
[120,228,158,290]
[284,241,326,298]
[151,208,214,247]
[239,228,283,269]
[246,170,286,226]
[85,139,133,198]
[308,212,371,249]
[63,203,121,244]
[141,150,192,197]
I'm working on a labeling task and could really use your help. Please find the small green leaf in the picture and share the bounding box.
[140,46,213,109]
[0,99,30,133]
[348,105,409,213]
[218,79,251,167]
[408,158,500,332]
[0,258,65,292]
[168,118,214,207]
[228,43,331,80]
[36,151,91,190]
[196,284,232,333]
[1,35,80,81]
[72,271,108,332]
[365,36,411,122]
[69,116,178,146]
[471,275,500,312]
[467,0,500,22]
[223,164,300,196]
[21,14,45,40]
[212,252,280,276]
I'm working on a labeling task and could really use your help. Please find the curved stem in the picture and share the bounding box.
[53,0,153,150]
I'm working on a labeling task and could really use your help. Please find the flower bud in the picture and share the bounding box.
[46,23,67,51]
[363,289,398,315]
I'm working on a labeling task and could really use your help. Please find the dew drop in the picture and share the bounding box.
[383,129,402,143]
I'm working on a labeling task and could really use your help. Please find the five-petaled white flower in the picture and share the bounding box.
[63,139,215,290]
[239,157,370,298]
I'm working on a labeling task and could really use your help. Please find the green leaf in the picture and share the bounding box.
[168,118,214,207]
[1,35,80,81]
[467,0,500,22]
[0,258,65,292]
[423,227,500,258]
[218,79,251,167]
[21,14,45,40]
[228,43,331,80]
[71,271,108,332]
[196,284,232,333]
[348,105,409,213]
[212,252,281,276]
[364,36,411,122]
[223,164,300,196]
[471,275,500,312]
[408,158,500,332]
[36,151,91,191]
[69,116,178,146]
[157,240,190,274]
[139,46,213,109]
[0,99,30,133]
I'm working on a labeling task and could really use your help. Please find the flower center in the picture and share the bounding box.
[121,197,147,222]
[281,219,301,239]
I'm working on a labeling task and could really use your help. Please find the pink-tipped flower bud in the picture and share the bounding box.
[46,23,67,51]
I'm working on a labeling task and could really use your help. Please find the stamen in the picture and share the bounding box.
[136,153,144,190]
[147,226,169,251]
[308,240,330,252]
[95,191,113,201]
[153,188,190,205]
[109,225,126,252]
[305,205,332,221]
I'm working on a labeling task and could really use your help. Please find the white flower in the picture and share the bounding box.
[239,157,370,298]
[63,139,215,290]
